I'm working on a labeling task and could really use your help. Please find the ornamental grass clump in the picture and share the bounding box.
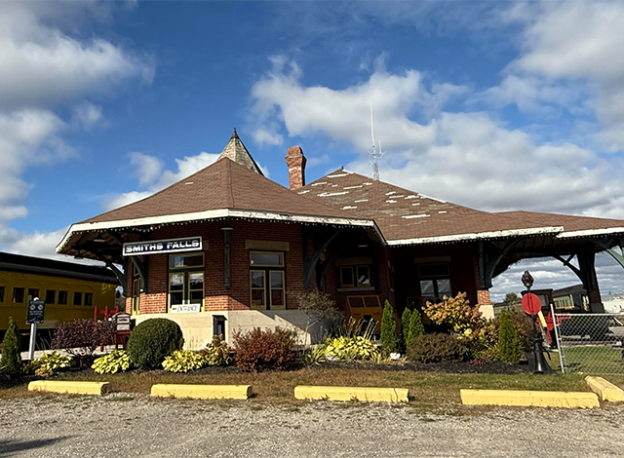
[127,318,184,370]
[0,317,22,376]
[162,350,208,373]
[380,301,398,355]
[497,310,524,364]
[232,327,297,372]
[92,350,131,374]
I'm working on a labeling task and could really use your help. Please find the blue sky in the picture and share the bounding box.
[2,0,624,300]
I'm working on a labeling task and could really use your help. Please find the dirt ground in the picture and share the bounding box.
[1,394,623,458]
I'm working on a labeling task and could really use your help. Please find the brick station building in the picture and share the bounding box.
[57,130,624,347]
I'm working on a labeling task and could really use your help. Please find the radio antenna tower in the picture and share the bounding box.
[369,105,384,180]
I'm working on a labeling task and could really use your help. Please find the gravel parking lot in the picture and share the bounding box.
[1,395,624,457]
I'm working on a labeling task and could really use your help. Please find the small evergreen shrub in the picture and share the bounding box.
[407,333,470,363]
[380,300,397,355]
[127,318,184,370]
[400,308,412,350]
[0,317,23,376]
[30,352,73,376]
[405,309,425,350]
[497,310,523,364]
[162,350,208,373]
[92,350,131,374]
[232,327,296,372]
[323,336,378,361]
[198,335,232,366]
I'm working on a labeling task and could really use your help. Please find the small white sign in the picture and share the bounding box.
[171,303,201,314]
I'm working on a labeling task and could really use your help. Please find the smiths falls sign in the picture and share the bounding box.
[123,236,202,256]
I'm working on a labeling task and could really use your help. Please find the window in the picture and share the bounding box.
[168,253,204,310]
[27,289,39,302]
[45,290,56,305]
[84,293,93,307]
[73,292,82,306]
[339,265,372,288]
[132,263,141,314]
[250,251,283,267]
[170,254,204,268]
[418,263,452,301]
[250,252,285,310]
[58,291,68,305]
[12,287,24,304]
[0,286,4,304]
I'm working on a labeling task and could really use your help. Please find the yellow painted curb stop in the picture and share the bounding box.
[28,380,111,396]
[460,389,600,409]
[150,384,252,400]
[585,376,624,402]
[294,386,409,403]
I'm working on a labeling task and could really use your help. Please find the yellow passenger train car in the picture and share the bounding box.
[0,252,118,338]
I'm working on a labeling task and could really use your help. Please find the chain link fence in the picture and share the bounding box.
[551,310,624,375]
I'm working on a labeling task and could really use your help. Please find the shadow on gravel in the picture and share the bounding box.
[0,437,72,456]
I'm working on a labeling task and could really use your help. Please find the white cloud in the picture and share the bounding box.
[490,2,624,151]
[0,1,153,258]
[249,56,469,153]
[129,152,163,186]
[73,103,104,129]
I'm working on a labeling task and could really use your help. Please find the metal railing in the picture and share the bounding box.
[550,307,624,375]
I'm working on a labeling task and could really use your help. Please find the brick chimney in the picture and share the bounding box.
[285,146,306,190]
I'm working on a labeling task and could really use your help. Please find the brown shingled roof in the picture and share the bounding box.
[83,159,365,224]
[298,169,624,243]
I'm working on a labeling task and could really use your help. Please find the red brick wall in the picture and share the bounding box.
[391,242,481,310]
[129,220,306,314]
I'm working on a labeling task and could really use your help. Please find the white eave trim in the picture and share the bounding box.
[386,226,565,246]
[56,209,378,253]
[556,227,624,239]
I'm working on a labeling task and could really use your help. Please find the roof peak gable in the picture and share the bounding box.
[217,128,264,176]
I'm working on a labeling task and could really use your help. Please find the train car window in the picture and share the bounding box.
[84,293,93,306]
[73,292,82,306]
[12,287,24,304]
[27,289,39,301]
[45,290,56,305]
[58,291,68,305]
[0,286,4,304]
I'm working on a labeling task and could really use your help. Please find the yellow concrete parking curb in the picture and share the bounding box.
[460,389,600,409]
[28,380,111,396]
[585,376,624,402]
[150,384,252,400]
[294,386,409,402]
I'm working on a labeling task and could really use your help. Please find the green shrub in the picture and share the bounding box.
[198,335,231,366]
[380,301,398,355]
[51,319,114,368]
[497,310,523,364]
[127,318,184,370]
[162,350,208,373]
[407,333,470,363]
[0,317,22,376]
[324,336,378,361]
[92,350,131,374]
[30,351,73,376]
[232,327,296,372]
[405,309,425,350]
[400,308,412,350]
